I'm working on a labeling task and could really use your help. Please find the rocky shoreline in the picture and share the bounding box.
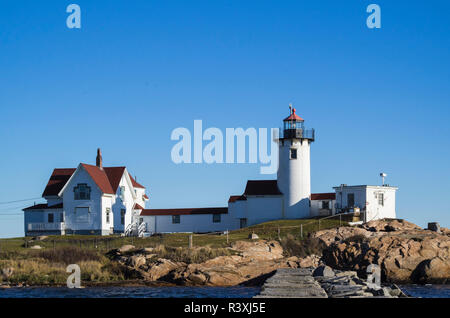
[1,219,449,291]
[313,219,450,284]
[103,219,449,287]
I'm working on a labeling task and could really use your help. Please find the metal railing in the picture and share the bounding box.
[138,222,147,237]
[27,222,65,231]
[281,128,315,140]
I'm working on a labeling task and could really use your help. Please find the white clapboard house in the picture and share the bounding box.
[23,149,149,236]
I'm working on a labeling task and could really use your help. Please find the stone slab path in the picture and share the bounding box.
[254,268,328,298]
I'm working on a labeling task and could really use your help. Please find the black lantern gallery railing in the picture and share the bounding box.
[281,128,315,140]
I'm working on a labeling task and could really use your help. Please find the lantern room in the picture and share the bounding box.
[281,106,314,141]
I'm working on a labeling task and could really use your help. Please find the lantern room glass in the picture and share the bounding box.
[284,120,304,130]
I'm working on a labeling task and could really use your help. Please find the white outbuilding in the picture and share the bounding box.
[333,184,398,222]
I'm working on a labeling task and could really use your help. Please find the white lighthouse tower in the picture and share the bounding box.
[277,105,315,219]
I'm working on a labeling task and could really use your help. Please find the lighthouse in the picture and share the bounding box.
[277,106,315,219]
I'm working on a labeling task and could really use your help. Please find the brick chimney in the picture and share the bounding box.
[96,148,103,169]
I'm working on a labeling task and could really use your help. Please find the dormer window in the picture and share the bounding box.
[74,183,91,200]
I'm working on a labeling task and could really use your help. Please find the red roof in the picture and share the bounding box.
[143,194,149,200]
[23,203,63,211]
[42,165,146,197]
[81,164,115,194]
[283,108,304,122]
[311,193,336,200]
[228,195,247,203]
[104,167,126,192]
[42,168,76,196]
[140,207,228,216]
[133,203,145,210]
[129,174,145,189]
[244,180,282,196]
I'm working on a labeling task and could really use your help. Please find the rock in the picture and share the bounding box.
[411,257,450,284]
[382,287,392,297]
[286,256,301,268]
[427,222,441,233]
[143,247,155,253]
[310,227,373,246]
[30,245,42,249]
[313,266,335,277]
[389,286,402,297]
[145,259,185,281]
[231,240,284,260]
[161,241,293,286]
[35,236,48,241]
[248,233,259,240]
[129,255,146,268]
[322,219,450,284]
[1,267,14,279]
[298,255,321,268]
[118,245,135,253]
[335,271,357,278]
[363,219,421,233]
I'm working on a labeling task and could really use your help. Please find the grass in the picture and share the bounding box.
[0,217,345,252]
[0,217,347,285]
[124,245,238,264]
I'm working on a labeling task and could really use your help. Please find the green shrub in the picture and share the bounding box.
[280,234,326,258]
[38,247,102,265]
[147,245,235,264]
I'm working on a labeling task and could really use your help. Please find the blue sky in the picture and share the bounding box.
[0,0,449,237]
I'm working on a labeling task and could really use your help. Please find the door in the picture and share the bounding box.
[240,218,247,229]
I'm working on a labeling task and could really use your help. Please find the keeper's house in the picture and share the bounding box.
[23,149,148,236]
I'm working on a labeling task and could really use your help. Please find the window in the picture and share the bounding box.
[322,201,330,209]
[120,186,125,200]
[290,148,297,159]
[60,213,64,223]
[347,193,355,207]
[212,214,221,223]
[378,193,384,206]
[172,215,180,224]
[74,183,91,200]
[121,209,126,225]
[106,208,111,224]
[48,213,54,223]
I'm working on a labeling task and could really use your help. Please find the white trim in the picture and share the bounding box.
[58,164,104,197]
[123,168,137,200]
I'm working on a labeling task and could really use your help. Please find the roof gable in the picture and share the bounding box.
[42,168,76,197]
[244,180,282,196]
[103,167,126,192]
[129,174,145,189]
[44,164,145,197]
